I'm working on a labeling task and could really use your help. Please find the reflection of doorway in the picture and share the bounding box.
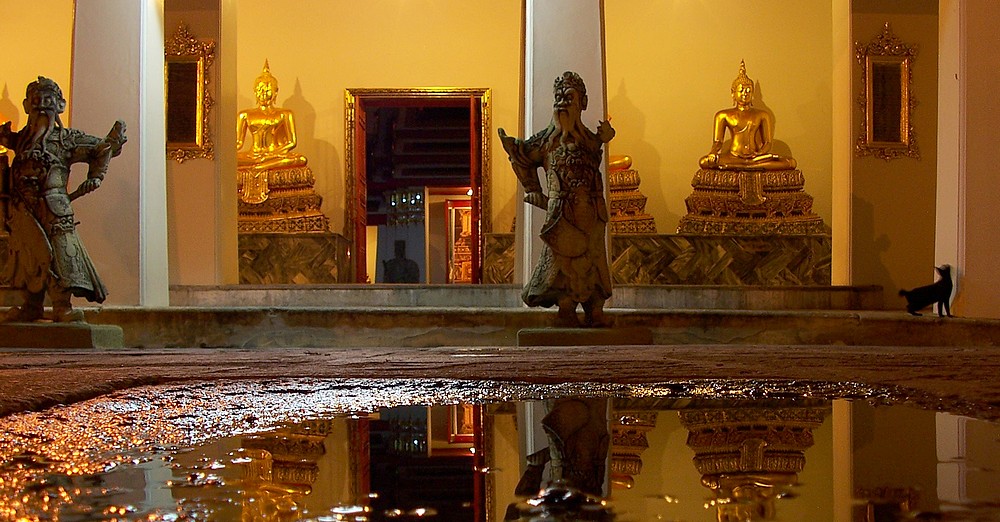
[345,88,491,284]
[363,405,485,521]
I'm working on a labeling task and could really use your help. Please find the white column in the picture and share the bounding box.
[831,0,853,285]
[217,0,240,284]
[71,0,169,306]
[516,0,608,286]
[936,0,964,288]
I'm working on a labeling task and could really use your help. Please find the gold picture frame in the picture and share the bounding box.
[856,22,919,161]
[165,23,215,162]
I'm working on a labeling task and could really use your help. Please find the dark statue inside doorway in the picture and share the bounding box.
[0,76,126,323]
[499,71,614,328]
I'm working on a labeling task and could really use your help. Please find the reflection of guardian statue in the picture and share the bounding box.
[0,77,126,322]
[499,72,614,327]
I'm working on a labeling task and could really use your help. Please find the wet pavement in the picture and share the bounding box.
[1,344,999,420]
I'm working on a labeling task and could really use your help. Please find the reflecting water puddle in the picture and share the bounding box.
[0,378,998,521]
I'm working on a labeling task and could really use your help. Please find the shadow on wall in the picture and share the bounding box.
[0,84,20,128]
[285,78,341,231]
[753,81,796,161]
[608,79,670,228]
[852,194,894,306]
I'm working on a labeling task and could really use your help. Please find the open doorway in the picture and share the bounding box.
[344,89,491,284]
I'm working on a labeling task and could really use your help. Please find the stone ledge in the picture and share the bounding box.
[0,322,124,348]
[78,307,1000,349]
[518,327,653,347]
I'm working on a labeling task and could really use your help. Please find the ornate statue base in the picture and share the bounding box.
[237,165,330,234]
[677,169,827,235]
[608,156,657,234]
[0,320,123,348]
[239,232,351,284]
[237,165,348,284]
[483,233,515,284]
[612,234,831,285]
[487,232,831,285]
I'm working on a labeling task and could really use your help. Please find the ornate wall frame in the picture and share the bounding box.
[344,88,492,282]
[165,23,215,162]
[856,22,919,160]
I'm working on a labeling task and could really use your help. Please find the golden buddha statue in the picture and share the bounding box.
[236,60,328,234]
[699,60,796,171]
[237,60,307,171]
[678,61,825,235]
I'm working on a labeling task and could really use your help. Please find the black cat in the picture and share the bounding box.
[899,265,953,317]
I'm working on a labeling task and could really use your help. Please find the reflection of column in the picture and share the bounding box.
[936,412,968,504]
[610,410,657,490]
[679,401,829,521]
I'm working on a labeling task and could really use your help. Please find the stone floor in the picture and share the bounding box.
[1,343,998,422]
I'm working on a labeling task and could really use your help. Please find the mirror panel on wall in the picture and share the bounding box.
[165,23,215,163]
[855,22,919,160]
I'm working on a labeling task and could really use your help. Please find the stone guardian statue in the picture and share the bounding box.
[499,72,614,327]
[0,77,126,323]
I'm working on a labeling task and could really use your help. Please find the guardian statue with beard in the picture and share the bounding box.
[498,72,614,327]
[0,77,126,323]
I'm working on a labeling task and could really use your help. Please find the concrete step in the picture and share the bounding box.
[169,284,885,310]
[76,306,997,349]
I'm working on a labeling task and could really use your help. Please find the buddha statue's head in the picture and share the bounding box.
[730,60,754,107]
[254,60,279,107]
[553,71,588,118]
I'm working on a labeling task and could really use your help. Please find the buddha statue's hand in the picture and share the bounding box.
[524,191,549,209]
[597,120,615,143]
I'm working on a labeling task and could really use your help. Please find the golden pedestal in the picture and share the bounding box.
[677,169,826,235]
[608,157,657,234]
[238,165,329,234]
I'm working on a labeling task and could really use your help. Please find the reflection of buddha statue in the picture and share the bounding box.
[237,60,307,171]
[236,60,328,234]
[679,400,829,522]
[699,61,796,171]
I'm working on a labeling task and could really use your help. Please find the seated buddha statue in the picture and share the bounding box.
[235,60,328,233]
[236,60,307,171]
[699,61,796,171]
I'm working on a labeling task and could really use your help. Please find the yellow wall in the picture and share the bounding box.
[605,0,835,232]
[851,1,939,305]
[233,0,522,237]
[165,6,222,285]
[959,0,1000,317]
[852,401,939,513]
[0,1,75,127]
